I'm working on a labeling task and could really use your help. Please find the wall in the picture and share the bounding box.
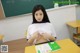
[47,5,76,40]
[0,5,77,42]
[76,5,80,34]
[76,5,80,20]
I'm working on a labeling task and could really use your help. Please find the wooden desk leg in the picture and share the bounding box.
[76,27,78,34]
[73,27,80,46]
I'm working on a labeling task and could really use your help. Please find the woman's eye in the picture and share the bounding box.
[40,14,42,15]
[36,14,38,16]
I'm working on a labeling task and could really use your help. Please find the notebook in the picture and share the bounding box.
[35,42,61,53]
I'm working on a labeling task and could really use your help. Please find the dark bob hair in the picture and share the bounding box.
[32,5,50,23]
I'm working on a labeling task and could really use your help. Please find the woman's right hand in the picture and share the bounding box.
[33,31,42,42]
[27,31,39,45]
[32,31,39,39]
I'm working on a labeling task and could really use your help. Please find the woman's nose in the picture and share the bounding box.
[37,16,40,18]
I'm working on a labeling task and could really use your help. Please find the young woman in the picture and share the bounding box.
[26,5,56,45]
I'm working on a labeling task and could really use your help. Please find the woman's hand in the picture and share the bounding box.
[41,33,56,41]
[34,32,43,41]
[27,31,39,45]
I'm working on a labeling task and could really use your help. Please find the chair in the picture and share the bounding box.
[0,34,4,45]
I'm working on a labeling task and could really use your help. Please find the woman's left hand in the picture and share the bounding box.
[41,33,49,40]
[41,33,56,41]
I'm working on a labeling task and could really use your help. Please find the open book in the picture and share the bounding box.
[35,42,61,53]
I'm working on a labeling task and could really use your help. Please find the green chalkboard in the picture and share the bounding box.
[1,0,79,17]
[1,0,54,17]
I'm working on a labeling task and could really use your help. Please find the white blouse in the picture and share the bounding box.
[26,23,56,39]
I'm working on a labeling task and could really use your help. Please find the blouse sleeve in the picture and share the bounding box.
[26,26,31,39]
[51,24,57,37]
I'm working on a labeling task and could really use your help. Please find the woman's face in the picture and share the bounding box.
[34,10,44,22]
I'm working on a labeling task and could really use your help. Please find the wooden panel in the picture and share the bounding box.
[0,0,4,19]
[4,38,28,53]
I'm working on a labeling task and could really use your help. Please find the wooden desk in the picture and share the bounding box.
[25,39,80,53]
[3,38,28,53]
[73,34,80,41]
[67,20,80,44]
[67,20,80,33]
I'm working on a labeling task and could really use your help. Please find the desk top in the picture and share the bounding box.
[25,39,80,53]
[67,20,80,28]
